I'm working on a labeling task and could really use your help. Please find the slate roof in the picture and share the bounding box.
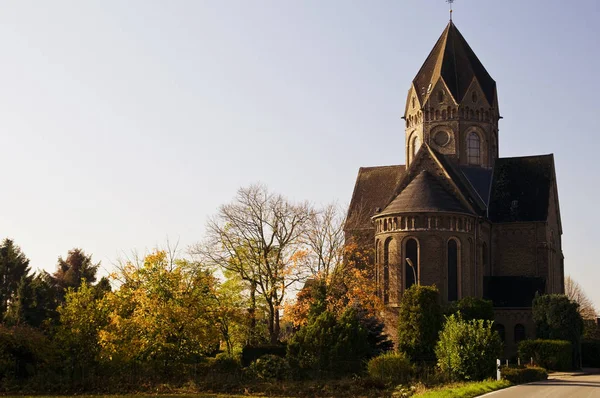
[460,166,493,206]
[413,21,496,105]
[379,170,470,216]
[345,165,406,231]
[488,155,554,222]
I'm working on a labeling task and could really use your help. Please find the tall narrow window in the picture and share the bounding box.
[384,239,390,304]
[514,324,526,343]
[405,238,418,289]
[448,239,458,301]
[467,132,481,165]
[482,242,489,276]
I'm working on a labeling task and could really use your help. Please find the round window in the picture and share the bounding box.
[433,130,450,147]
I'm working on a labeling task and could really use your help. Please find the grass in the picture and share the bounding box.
[413,379,511,397]
[3,396,253,398]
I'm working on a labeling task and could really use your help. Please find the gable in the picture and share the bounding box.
[488,155,554,222]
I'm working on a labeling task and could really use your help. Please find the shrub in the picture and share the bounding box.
[445,297,494,321]
[436,314,502,381]
[367,352,414,386]
[518,339,572,371]
[211,353,242,373]
[501,366,548,384]
[532,294,583,369]
[250,355,290,380]
[241,344,286,367]
[0,325,55,381]
[287,307,370,376]
[582,340,600,368]
[397,285,443,362]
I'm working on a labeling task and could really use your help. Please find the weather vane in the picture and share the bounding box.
[447,0,455,21]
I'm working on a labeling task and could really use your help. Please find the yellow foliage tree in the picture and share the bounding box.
[98,251,221,364]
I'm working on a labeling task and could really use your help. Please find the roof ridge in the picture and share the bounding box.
[498,154,554,160]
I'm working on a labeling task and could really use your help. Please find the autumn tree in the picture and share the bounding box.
[0,239,31,320]
[51,248,100,300]
[286,241,382,328]
[565,276,597,320]
[197,184,312,344]
[99,251,221,364]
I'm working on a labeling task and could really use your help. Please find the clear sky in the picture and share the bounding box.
[1,1,599,304]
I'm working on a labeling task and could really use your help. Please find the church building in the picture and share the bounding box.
[345,21,564,356]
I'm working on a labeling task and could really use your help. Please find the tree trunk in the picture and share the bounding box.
[275,306,280,342]
[248,280,257,345]
[267,301,277,344]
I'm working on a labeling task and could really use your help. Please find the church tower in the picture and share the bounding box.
[404,22,500,168]
[345,19,564,356]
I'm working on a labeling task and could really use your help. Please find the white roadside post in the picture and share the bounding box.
[497,359,501,381]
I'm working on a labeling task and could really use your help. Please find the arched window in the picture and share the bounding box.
[482,242,489,276]
[412,135,421,158]
[405,238,419,289]
[383,239,390,304]
[514,324,526,343]
[448,239,459,301]
[467,132,481,165]
[494,323,506,343]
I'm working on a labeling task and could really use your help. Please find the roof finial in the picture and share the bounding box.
[447,0,455,21]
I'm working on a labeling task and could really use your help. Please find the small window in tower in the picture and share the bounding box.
[438,90,445,103]
[467,132,481,165]
[412,97,416,109]
[434,130,450,147]
[472,91,478,103]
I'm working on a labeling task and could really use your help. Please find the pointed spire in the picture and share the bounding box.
[412,21,496,105]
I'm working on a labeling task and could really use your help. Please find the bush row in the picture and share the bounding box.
[582,340,600,368]
[518,339,572,371]
[501,366,548,384]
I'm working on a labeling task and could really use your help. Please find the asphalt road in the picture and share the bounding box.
[483,374,600,397]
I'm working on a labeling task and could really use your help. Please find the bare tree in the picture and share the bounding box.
[565,275,597,320]
[303,203,345,281]
[194,184,312,344]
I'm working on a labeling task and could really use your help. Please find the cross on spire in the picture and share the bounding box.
[447,0,455,21]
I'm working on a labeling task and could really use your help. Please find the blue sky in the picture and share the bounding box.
[0,1,598,304]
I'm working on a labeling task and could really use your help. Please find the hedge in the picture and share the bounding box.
[367,352,414,386]
[241,344,286,367]
[501,366,548,384]
[582,340,600,368]
[518,339,572,371]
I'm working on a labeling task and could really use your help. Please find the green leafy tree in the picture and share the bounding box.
[214,272,249,355]
[532,294,584,368]
[0,239,31,320]
[55,281,108,379]
[436,314,502,381]
[397,285,443,361]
